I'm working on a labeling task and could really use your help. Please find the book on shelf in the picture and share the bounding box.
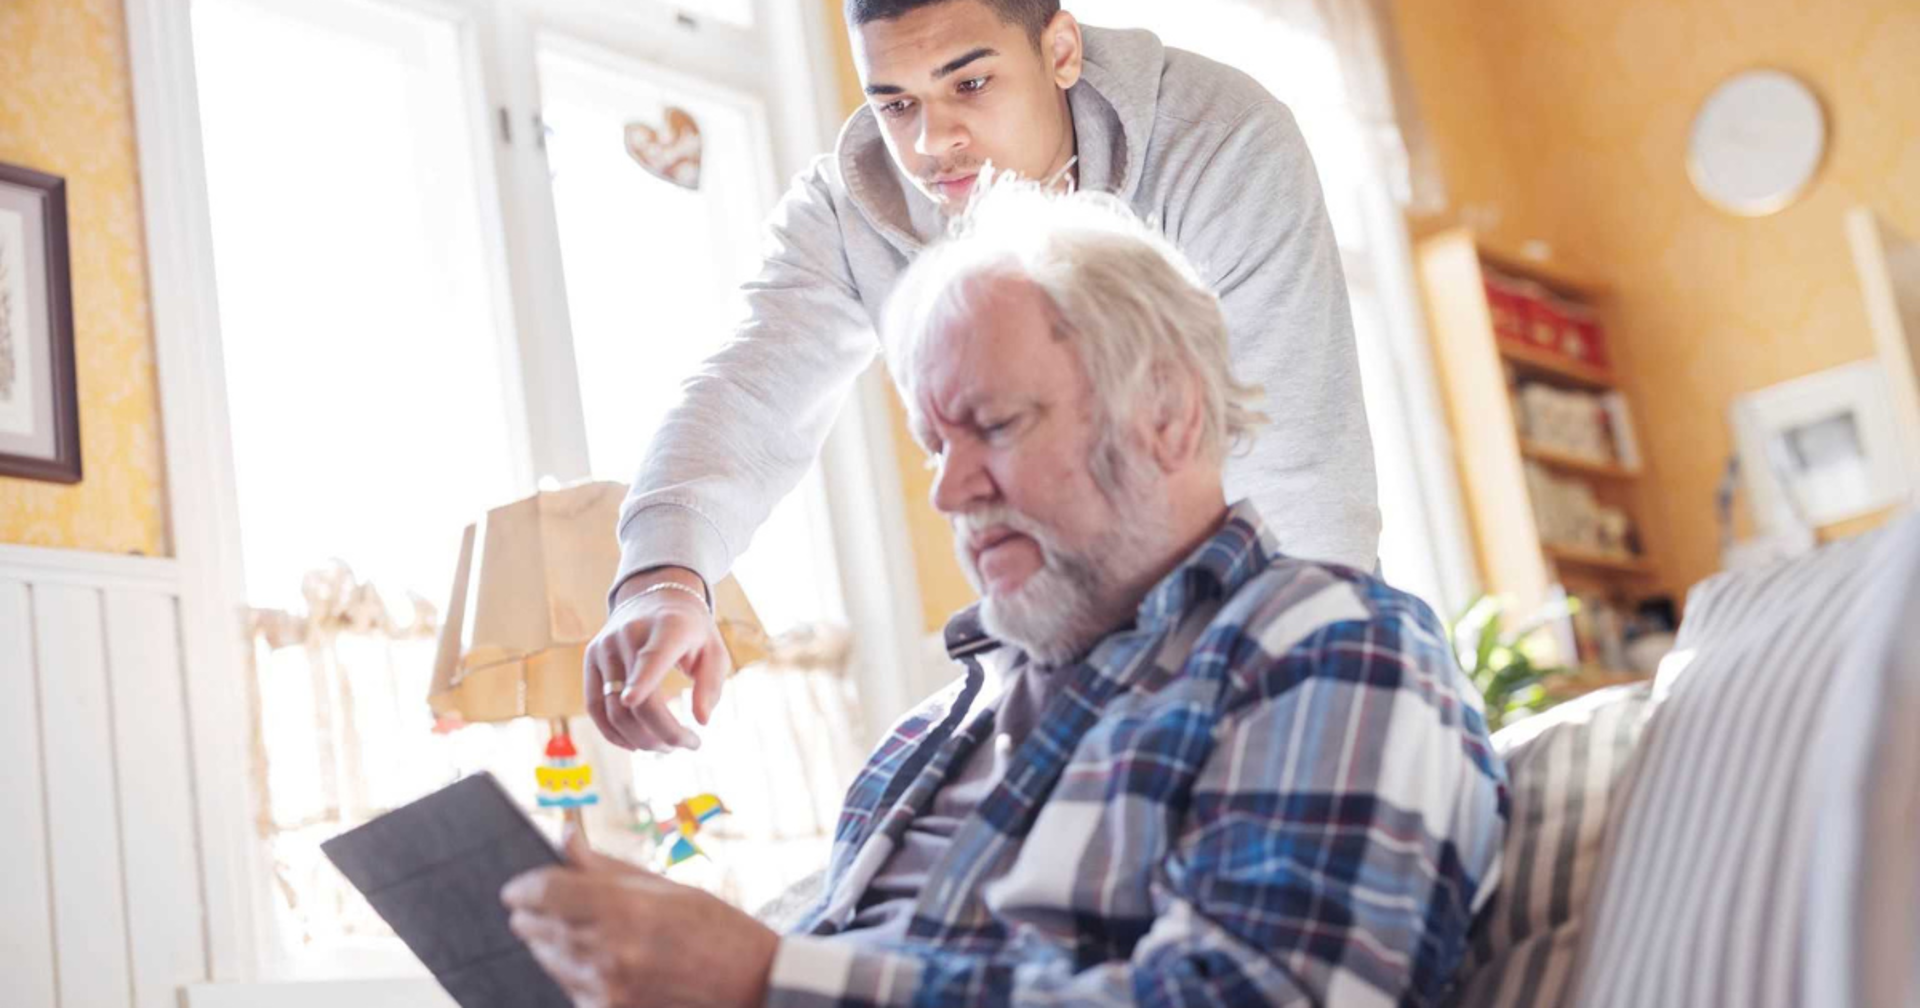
[1600,390,1642,472]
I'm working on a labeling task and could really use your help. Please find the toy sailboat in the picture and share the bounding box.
[534,729,598,810]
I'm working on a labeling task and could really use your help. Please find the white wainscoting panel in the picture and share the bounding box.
[0,578,59,1008]
[34,582,135,1008]
[0,547,208,1008]
[106,589,210,1008]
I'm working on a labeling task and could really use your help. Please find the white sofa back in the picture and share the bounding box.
[1449,513,1920,1007]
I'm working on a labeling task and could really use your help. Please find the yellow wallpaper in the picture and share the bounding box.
[823,0,979,632]
[1396,0,1920,599]
[0,0,168,556]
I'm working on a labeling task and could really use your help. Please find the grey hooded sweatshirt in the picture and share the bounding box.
[613,25,1381,598]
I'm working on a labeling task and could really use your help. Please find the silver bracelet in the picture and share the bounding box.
[635,579,710,614]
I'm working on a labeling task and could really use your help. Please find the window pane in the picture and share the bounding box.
[539,41,842,633]
[194,0,530,975]
[194,0,521,610]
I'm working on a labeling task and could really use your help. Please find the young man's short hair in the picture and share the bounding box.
[844,0,1062,45]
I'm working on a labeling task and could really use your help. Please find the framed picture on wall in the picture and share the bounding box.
[1732,360,1913,533]
[0,161,80,483]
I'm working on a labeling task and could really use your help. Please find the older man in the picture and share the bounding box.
[505,183,1506,1008]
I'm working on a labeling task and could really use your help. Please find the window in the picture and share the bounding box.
[194,0,523,613]
[536,38,843,631]
[187,0,871,981]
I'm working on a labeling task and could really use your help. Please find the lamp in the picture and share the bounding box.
[428,480,768,826]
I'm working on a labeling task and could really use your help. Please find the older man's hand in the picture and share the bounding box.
[502,830,779,1008]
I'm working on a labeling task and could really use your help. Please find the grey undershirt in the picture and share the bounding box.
[844,658,1062,942]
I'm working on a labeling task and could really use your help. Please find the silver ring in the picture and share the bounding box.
[602,680,625,698]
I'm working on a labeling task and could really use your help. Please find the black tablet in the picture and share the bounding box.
[321,772,569,1008]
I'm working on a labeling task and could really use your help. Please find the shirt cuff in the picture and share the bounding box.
[764,935,923,1008]
[608,501,732,611]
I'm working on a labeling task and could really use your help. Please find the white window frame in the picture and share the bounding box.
[126,0,926,985]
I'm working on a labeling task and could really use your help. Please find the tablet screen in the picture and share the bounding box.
[322,772,569,1008]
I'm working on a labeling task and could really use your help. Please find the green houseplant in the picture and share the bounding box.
[1452,595,1578,733]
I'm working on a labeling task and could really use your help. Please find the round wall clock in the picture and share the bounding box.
[1687,69,1827,217]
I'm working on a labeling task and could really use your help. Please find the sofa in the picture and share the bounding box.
[1448,512,1920,1007]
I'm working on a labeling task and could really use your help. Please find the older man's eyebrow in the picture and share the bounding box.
[864,47,999,96]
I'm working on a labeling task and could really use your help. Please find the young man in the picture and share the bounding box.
[586,0,1380,753]
[508,183,1503,1008]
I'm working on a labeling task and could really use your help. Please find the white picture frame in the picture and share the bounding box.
[1733,360,1914,532]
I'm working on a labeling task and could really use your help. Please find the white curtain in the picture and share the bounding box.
[244,561,867,969]
[1070,0,1477,618]
[1300,0,1448,215]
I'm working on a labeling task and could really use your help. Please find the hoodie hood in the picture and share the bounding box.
[834,25,1168,258]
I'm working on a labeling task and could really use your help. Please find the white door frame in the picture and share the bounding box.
[123,0,923,982]
[124,0,273,979]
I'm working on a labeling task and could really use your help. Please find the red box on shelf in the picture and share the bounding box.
[1515,291,1609,370]
[1550,299,1607,367]
[1522,292,1568,352]
[1568,304,1609,368]
[1484,271,1529,346]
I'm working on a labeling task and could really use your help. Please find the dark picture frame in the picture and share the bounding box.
[0,161,80,484]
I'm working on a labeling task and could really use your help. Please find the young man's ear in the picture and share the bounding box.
[1044,11,1084,90]
[1146,361,1206,472]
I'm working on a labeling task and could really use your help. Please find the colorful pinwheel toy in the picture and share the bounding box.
[653,793,728,868]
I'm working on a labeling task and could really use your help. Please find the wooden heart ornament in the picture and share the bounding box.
[625,107,703,191]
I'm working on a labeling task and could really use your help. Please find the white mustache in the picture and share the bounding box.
[956,506,1048,550]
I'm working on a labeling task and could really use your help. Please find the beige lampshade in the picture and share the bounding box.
[428,480,769,724]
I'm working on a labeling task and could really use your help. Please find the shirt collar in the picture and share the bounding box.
[943,500,1276,662]
[943,603,996,661]
[1132,500,1276,633]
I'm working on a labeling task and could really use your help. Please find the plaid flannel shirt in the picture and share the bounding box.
[769,502,1508,1007]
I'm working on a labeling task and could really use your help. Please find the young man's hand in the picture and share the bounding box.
[583,567,733,752]
[503,830,778,1008]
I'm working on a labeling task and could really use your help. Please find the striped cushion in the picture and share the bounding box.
[1805,516,1920,1008]
[1568,514,1919,1007]
[1445,682,1656,1008]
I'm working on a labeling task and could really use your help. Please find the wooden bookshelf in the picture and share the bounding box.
[1520,441,1641,480]
[1543,544,1657,577]
[1475,241,1613,300]
[1416,227,1667,665]
[1498,341,1618,390]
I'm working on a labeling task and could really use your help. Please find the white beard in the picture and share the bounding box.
[956,449,1171,666]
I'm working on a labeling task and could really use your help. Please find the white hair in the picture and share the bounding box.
[882,172,1267,465]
